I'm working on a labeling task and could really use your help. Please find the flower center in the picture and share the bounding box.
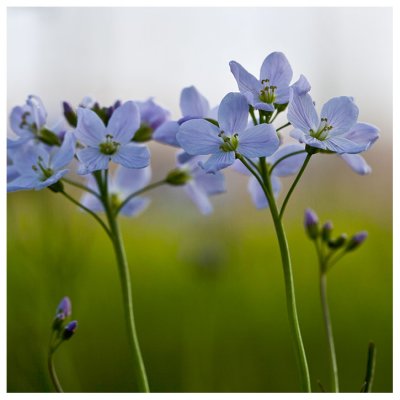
[259,79,277,104]
[99,134,119,155]
[219,132,239,152]
[32,156,53,180]
[19,111,38,133]
[309,117,333,140]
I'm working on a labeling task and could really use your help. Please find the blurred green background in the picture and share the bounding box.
[7,141,392,393]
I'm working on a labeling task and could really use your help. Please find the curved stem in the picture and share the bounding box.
[264,172,311,393]
[103,193,150,392]
[114,180,166,216]
[269,150,307,175]
[276,122,291,132]
[320,271,339,392]
[48,350,64,393]
[279,153,312,219]
[62,178,102,199]
[239,156,311,392]
[60,191,112,239]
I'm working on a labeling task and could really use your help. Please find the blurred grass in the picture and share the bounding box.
[7,145,392,393]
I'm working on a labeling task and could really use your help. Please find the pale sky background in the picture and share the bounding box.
[7,7,392,137]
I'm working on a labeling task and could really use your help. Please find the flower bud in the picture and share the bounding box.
[56,296,72,318]
[62,101,77,127]
[52,312,66,332]
[328,233,347,249]
[304,208,319,240]
[346,231,368,251]
[166,168,191,186]
[62,321,78,340]
[321,221,333,242]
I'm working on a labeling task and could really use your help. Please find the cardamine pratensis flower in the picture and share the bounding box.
[177,92,279,173]
[74,101,150,174]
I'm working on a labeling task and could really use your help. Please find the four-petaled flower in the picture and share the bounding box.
[7,132,76,192]
[177,92,280,173]
[153,86,217,147]
[288,90,379,154]
[230,52,293,111]
[81,166,152,217]
[75,101,150,174]
[10,95,47,139]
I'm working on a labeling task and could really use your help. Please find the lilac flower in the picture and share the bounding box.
[229,52,293,111]
[10,95,47,139]
[81,166,151,217]
[74,101,150,174]
[7,132,76,192]
[288,90,380,154]
[153,86,216,147]
[233,143,306,209]
[177,92,279,173]
[170,152,226,215]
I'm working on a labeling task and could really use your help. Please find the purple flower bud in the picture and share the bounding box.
[346,231,368,251]
[56,296,71,318]
[321,221,333,242]
[62,320,78,340]
[62,101,77,127]
[304,208,319,240]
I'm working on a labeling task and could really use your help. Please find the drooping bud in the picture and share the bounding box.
[62,101,77,127]
[321,221,334,242]
[328,233,347,249]
[304,208,319,240]
[346,231,368,251]
[166,168,191,186]
[62,321,78,340]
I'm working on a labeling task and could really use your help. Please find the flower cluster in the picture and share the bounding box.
[7,51,379,217]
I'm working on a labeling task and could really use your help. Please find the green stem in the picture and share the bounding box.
[279,153,312,219]
[239,156,311,392]
[102,191,150,392]
[60,191,112,239]
[114,180,165,216]
[319,270,340,392]
[249,106,258,125]
[62,177,102,199]
[269,150,307,175]
[276,122,291,132]
[48,349,63,393]
[361,342,376,392]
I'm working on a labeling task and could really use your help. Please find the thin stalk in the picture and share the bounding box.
[239,155,311,392]
[276,122,291,132]
[62,177,102,199]
[263,171,311,393]
[102,190,150,392]
[279,153,312,219]
[60,191,112,239]
[47,346,63,393]
[269,150,307,175]
[114,180,165,216]
[319,270,339,392]
[249,107,258,125]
